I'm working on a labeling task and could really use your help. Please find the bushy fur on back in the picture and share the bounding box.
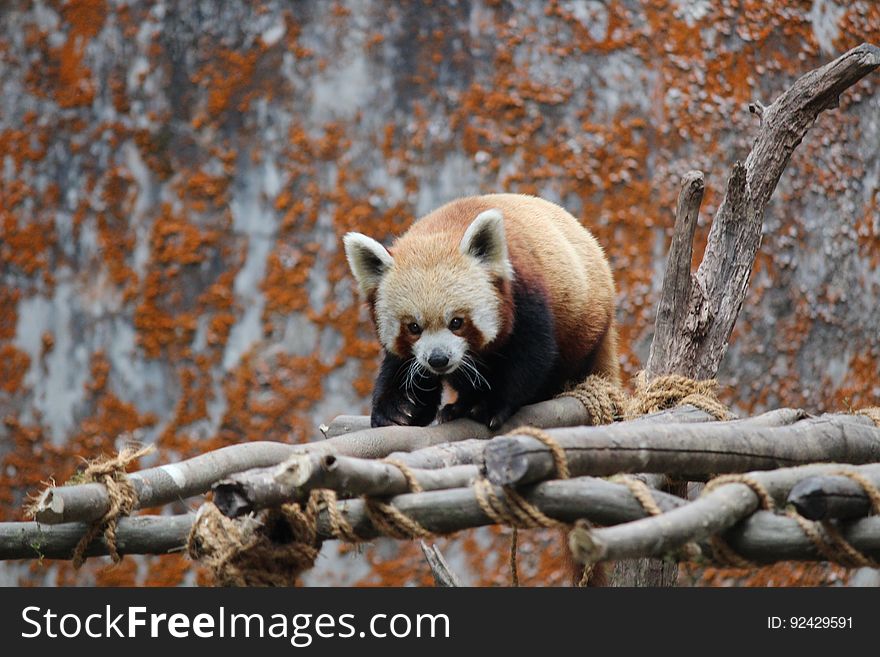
[344,193,619,429]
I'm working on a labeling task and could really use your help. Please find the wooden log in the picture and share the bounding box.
[726,515,880,565]
[646,170,706,377]
[6,467,880,563]
[213,454,481,517]
[628,42,880,585]
[484,413,880,487]
[0,515,193,561]
[319,415,372,438]
[420,541,463,587]
[569,463,880,564]
[787,475,877,520]
[383,404,718,471]
[34,392,601,526]
[31,442,303,525]
[645,43,880,381]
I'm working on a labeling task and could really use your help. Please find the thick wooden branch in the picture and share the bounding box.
[420,541,463,587]
[787,474,878,520]
[0,515,193,561]
[213,454,480,517]
[569,463,880,563]
[7,468,880,564]
[319,415,373,438]
[646,170,705,375]
[484,413,878,487]
[31,442,302,525]
[649,43,880,381]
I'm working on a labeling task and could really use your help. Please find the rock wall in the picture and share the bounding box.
[1,0,878,586]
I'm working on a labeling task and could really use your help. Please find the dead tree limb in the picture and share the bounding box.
[484,413,879,487]
[319,415,372,439]
[570,463,880,563]
[420,541,463,587]
[0,515,193,561]
[626,42,880,587]
[787,474,879,520]
[646,170,705,376]
[646,43,880,382]
[31,442,302,525]
[213,454,480,517]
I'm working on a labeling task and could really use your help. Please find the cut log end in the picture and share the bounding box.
[31,489,64,524]
[213,482,254,518]
[568,523,606,565]
[483,438,531,487]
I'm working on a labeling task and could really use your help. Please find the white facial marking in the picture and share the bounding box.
[413,330,467,374]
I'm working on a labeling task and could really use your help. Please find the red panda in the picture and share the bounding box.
[343,193,620,429]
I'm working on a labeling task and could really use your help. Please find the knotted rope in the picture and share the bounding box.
[475,426,571,586]
[784,508,878,569]
[363,458,432,540]
[65,443,154,569]
[700,474,776,568]
[557,375,628,425]
[628,372,732,420]
[187,495,325,587]
[782,466,880,570]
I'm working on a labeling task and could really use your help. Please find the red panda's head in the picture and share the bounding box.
[344,209,513,376]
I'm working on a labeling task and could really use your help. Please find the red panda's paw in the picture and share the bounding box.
[437,402,468,423]
[371,397,437,427]
[468,402,514,431]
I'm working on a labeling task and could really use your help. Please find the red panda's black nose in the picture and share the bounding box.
[428,353,449,369]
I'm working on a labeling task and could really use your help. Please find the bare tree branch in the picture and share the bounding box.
[420,541,463,587]
[484,413,879,487]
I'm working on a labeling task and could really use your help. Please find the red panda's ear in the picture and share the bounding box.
[460,209,513,280]
[343,232,394,297]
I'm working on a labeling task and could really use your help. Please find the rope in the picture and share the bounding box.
[69,443,154,569]
[472,478,564,530]
[360,458,432,540]
[473,477,565,587]
[703,474,776,511]
[364,499,432,539]
[628,371,732,421]
[557,375,628,425]
[187,494,325,587]
[509,527,519,587]
[507,426,571,480]
[700,474,775,568]
[785,508,878,569]
[828,468,880,514]
[382,458,423,493]
[313,489,360,543]
[612,475,664,517]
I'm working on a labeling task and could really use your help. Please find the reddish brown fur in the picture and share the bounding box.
[394,194,620,384]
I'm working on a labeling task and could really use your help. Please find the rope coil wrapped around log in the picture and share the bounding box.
[26,443,154,569]
[187,499,322,587]
[627,372,732,420]
[188,459,436,586]
[557,375,628,424]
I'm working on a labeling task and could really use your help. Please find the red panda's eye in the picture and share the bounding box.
[448,317,463,331]
[407,322,422,335]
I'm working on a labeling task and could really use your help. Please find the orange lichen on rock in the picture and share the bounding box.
[0,344,31,394]
[44,0,108,109]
